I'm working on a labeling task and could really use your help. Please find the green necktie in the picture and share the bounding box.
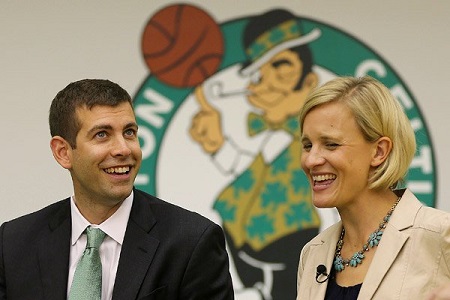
[69,226,106,300]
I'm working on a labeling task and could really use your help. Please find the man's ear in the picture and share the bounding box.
[371,137,392,167]
[50,136,73,169]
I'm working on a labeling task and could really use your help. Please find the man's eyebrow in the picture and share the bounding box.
[87,124,113,136]
[86,122,138,136]
[124,122,138,129]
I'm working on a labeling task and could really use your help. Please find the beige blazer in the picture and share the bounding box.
[297,189,450,300]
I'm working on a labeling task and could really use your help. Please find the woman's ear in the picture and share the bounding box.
[371,136,392,167]
[50,136,73,169]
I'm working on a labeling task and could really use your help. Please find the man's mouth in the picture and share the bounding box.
[104,166,130,174]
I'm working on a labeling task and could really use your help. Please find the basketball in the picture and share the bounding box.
[142,4,224,88]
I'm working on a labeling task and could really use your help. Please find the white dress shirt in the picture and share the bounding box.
[67,191,133,300]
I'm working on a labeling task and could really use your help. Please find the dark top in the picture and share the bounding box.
[0,188,234,300]
[324,268,362,300]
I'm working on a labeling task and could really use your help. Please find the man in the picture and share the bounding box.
[0,79,234,299]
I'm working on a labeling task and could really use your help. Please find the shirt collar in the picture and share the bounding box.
[70,191,134,246]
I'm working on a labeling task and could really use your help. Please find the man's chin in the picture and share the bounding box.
[107,186,133,202]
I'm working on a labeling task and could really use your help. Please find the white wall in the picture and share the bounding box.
[1,0,449,222]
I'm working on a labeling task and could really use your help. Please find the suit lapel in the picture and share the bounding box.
[112,191,159,300]
[358,190,421,299]
[37,200,71,300]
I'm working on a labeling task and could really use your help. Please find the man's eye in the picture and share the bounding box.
[124,129,136,137]
[96,131,107,138]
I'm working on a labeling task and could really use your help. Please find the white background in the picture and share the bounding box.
[1,0,449,222]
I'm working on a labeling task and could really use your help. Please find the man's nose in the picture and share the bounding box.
[111,137,132,157]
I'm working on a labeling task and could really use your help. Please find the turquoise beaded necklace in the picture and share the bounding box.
[333,196,401,272]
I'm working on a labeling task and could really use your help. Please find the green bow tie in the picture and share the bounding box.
[247,112,300,137]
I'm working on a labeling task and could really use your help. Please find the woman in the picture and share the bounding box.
[296,76,450,299]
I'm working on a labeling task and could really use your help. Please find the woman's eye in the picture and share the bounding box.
[326,143,339,149]
[302,143,312,151]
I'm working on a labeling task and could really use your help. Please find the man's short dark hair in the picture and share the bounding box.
[49,79,132,148]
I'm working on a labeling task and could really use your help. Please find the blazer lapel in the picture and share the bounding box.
[37,200,72,300]
[358,190,420,299]
[112,192,159,300]
[298,222,342,300]
[358,225,409,299]
[311,224,342,300]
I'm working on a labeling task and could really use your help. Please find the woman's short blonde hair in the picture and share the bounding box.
[299,76,416,190]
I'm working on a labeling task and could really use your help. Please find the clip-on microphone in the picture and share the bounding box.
[315,264,330,283]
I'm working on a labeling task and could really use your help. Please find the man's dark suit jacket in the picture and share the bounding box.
[0,188,234,299]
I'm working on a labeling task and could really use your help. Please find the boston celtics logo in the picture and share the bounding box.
[133,4,436,299]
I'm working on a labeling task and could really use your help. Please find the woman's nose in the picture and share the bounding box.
[302,147,326,169]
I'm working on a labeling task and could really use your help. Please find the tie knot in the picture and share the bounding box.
[85,227,106,250]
